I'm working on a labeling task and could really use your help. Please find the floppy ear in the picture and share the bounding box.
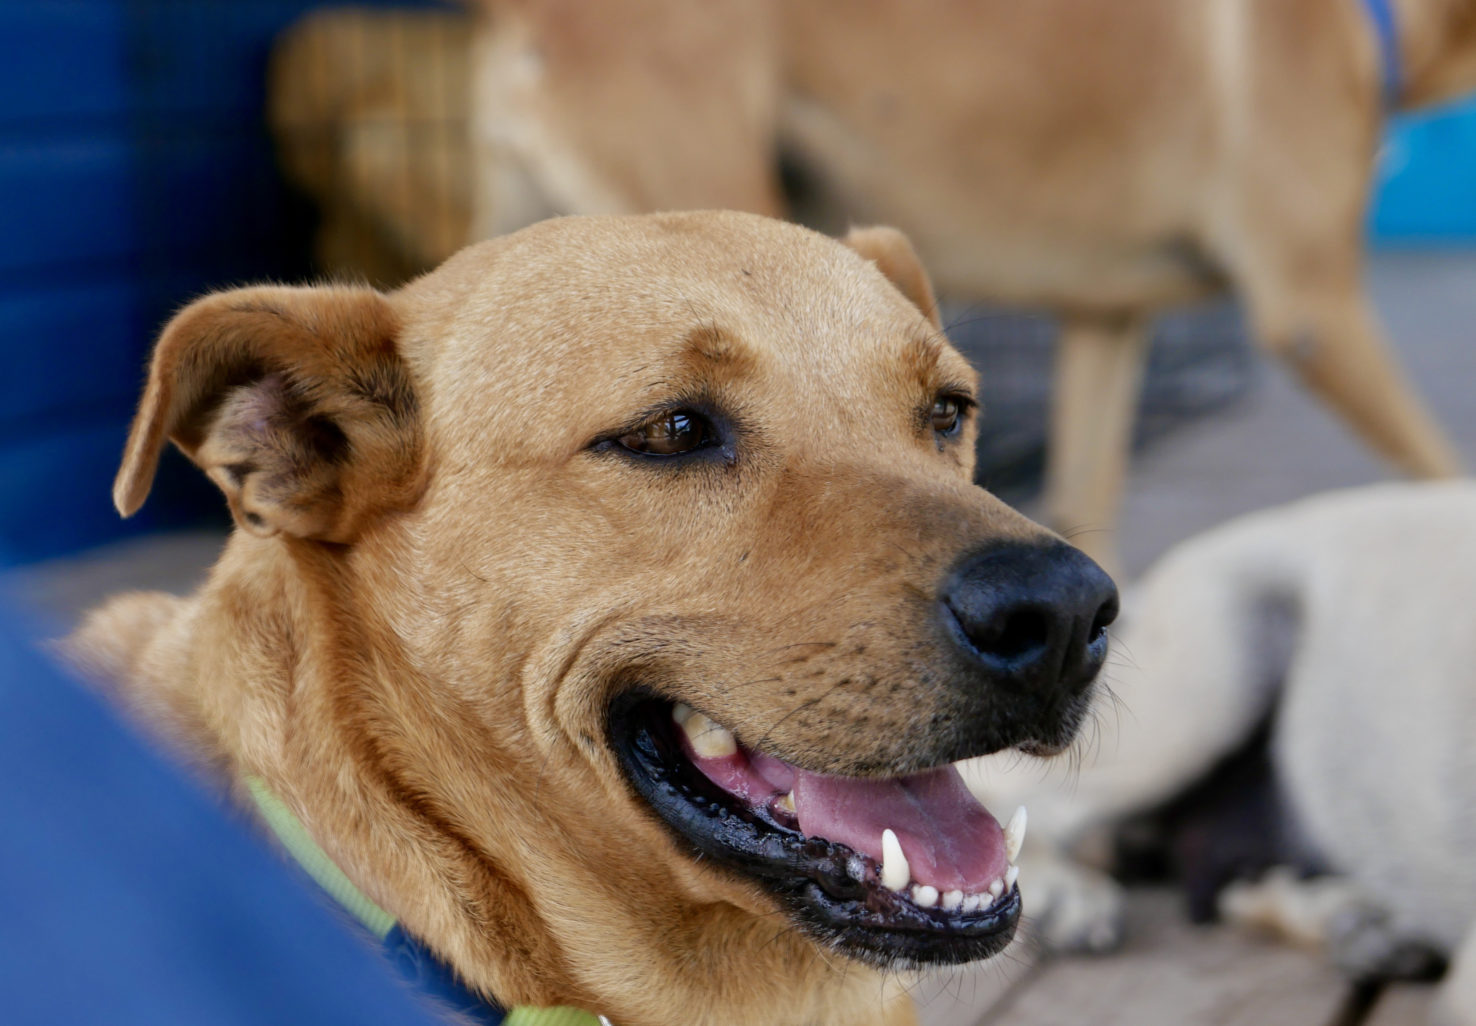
[114,285,424,543]
[843,226,941,330]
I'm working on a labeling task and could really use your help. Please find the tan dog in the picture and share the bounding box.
[274,0,1474,571]
[70,213,1118,1026]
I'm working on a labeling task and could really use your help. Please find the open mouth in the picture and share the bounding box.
[609,694,1025,967]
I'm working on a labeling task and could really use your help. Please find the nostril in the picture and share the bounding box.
[1088,621,1107,645]
[978,606,1050,664]
[1088,601,1116,644]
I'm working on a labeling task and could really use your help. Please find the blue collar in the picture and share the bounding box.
[1360,0,1403,107]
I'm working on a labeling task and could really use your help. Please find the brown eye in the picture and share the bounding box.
[931,396,964,436]
[618,409,717,456]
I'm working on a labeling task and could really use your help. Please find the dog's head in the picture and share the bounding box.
[112,212,1115,1017]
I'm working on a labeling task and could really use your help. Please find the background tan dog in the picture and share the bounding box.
[272,0,1476,573]
[69,212,1117,1026]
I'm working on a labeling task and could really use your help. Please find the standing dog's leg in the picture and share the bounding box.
[1208,47,1464,484]
[1241,264,1463,480]
[1042,313,1149,575]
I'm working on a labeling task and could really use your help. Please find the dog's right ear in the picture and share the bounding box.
[114,285,424,544]
[843,226,942,330]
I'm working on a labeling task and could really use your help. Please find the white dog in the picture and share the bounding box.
[967,482,1476,1025]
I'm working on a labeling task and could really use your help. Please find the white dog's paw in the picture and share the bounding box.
[1218,867,1359,948]
[1017,851,1125,954]
[1219,867,1444,982]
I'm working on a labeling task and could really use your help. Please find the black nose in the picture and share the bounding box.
[940,541,1118,697]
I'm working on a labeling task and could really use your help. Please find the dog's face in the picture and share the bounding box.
[110,212,1115,1014]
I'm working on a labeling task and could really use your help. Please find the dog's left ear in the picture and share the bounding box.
[843,226,941,330]
[113,284,424,543]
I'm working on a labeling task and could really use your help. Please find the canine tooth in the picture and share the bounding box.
[988,878,1004,899]
[774,791,796,815]
[913,885,939,908]
[941,889,964,911]
[672,703,694,725]
[1004,806,1027,863]
[1005,864,1020,890]
[679,710,738,758]
[880,829,910,891]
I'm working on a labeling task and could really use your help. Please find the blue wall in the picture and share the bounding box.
[0,1,326,562]
[0,0,453,564]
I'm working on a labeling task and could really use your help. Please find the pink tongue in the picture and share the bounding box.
[792,765,1006,892]
[683,736,1007,892]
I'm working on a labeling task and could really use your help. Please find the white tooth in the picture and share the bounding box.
[988,878,1004,899]
[961,893,982,913]
[671,703,693,725]
[941,889,964,911]
[680,710,738,758]
[1005,864,1020,890]
[880,829,910,891]
[913,885,939,908]
[1004,805,1028,863]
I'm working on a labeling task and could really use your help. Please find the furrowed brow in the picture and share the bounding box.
[678,323,757,376]
[903,332,974,394]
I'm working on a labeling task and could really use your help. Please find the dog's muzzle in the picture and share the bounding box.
[609,693,1026,968]
[608,540,1116,968]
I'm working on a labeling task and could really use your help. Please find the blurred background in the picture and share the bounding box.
[4,0,1472,574]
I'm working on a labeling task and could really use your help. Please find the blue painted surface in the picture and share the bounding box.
[1372,97,1476,243]
[0,1,444,562]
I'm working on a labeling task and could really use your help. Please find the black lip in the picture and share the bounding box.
[608,693,1020,968]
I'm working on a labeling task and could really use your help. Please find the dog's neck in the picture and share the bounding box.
[72,533,914,1026]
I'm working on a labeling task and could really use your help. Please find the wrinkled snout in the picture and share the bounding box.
[939,541,1118,746]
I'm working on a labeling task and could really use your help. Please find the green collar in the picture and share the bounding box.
[245,776,605,1026]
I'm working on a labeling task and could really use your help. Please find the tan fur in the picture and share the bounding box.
[69,212,1069,1026]
[271,0,1473,571]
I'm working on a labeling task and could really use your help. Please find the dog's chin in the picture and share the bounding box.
[607,692,1022,970]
